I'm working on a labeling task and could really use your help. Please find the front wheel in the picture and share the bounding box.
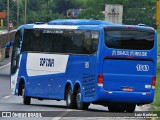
[22,88,31,105]
[76,88,90,110]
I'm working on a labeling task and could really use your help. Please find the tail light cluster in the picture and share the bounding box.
[152,76,156,89]
[98,74,103,87]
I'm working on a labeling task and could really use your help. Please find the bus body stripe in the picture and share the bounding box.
[26,53,69,76]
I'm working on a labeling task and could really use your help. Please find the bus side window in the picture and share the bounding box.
[91,31,99,53]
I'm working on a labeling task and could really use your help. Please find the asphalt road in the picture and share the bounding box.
[0,59,149,120]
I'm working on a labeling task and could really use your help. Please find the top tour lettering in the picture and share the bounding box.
[40,58,54,67]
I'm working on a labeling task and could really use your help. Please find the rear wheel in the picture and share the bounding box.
[66,86,76,109]
[76,88,90,110]
[22,87,31,105]
[108,105,125,112]
[125,104,136,113]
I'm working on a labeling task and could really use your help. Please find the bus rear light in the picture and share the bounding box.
[98,74,103,86]
[152,76,156,89]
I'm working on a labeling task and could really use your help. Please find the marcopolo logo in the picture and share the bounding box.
[136,64,149,72]
[40,58,54,67]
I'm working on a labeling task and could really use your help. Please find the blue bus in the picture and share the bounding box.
[10,19,157,112]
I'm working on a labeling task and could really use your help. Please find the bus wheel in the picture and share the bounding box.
[66,86,76,109]
[108,105,125,112]
[125,104,136,113]
[22,88,31,105]
[76,88,89,110]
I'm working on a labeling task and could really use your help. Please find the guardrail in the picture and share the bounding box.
[0,30,16,49]
[0,30,16,61]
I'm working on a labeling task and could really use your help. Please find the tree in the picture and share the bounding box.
[78,8,104,20]
[0,0,7,12]
[0,0,16,27]
[104,0,156,27]
[1,0,156,28]
[77,0,105,20]
[77,0,156,27]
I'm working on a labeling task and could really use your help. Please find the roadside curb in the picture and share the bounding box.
[140,104,155,111]
[141,105,158,120]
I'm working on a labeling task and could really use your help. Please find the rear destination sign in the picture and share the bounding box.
[112,50,147,57]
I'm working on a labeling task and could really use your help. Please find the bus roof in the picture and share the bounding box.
[18,19,154,31]
[48,19,114,25]
[18,19,114,30]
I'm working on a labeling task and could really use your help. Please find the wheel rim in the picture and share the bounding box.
[22,88,24,98]
[76,92,81,108]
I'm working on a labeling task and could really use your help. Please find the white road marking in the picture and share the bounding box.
[0,63,11,69]
[3,96,10,99]
[52,109,73,120]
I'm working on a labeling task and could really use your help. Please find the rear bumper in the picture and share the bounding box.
[96,87,155,104]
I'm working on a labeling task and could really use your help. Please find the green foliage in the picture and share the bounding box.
[0,0,17,26]
[158,30,160,55]
[101,0,156,27]
[153,56,160,108]
[77,0,105,20]
[77,0,156,27]
[153,29,160,109]
[78,8,104,20]
[0,0,157,28]
[0,0,7,12]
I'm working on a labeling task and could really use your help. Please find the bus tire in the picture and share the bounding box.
[22,88,31,105]
[108,105,125,112]
[76,88,89,110]
[66,86,76,109]
[125,104,136,113]
[5,54,9,58]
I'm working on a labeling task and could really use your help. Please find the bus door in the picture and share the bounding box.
[102,27,155,92]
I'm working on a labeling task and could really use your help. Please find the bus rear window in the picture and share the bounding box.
[105,30,154,50]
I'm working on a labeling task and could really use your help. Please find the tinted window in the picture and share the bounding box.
[22,29,99,54]
[11,30,22,74]
[105,30,154,50]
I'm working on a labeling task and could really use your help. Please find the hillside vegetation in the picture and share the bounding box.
[0,0,156,28]
[153,29,160,110]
